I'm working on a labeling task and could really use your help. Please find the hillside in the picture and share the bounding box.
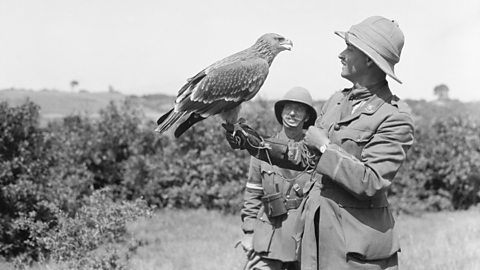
[2,88,480,126]
[0,89,126,122]
[0,89,176,125]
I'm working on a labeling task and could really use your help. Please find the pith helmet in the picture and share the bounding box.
[335,16,405,84]
[274,87,317,129]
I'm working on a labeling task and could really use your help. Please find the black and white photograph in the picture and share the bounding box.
[1,0,479,269]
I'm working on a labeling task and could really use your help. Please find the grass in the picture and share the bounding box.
[127,209,246,270]
[397,209,480,270]
[127,208,480,270]
[1,208,479,270]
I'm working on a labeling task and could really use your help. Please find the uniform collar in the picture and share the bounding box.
[344,80,388,101]
[338,82,393,124]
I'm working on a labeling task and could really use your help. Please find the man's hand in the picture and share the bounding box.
[305,126,330,152]
[222,122,263,151]
[235,233,255,259]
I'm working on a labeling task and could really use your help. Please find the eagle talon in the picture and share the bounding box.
[222,123,235,133]
[237,118,246,124]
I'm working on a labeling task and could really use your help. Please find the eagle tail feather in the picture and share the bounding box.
[174,113,206,138]
[155,109,186,134]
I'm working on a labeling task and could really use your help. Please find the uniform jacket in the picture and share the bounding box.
[300,83,414,270]
[241,130,318,262]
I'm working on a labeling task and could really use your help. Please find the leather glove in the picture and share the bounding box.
[223,122,319,170]
[222,122,263,152]
[263,137,320,171]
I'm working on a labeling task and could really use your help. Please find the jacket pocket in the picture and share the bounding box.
[338,128,374,159]
[252,210,274,253]
[339,206,400,260]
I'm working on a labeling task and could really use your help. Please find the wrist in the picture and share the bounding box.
[318,140,330,154]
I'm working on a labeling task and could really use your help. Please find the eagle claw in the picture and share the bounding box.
[222,123,235,133]
[237,118,246,124]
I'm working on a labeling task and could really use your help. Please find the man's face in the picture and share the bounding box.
[281,102,308,128]
[338,42,369,82]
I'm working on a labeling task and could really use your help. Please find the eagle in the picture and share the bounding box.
[155,33,293,138]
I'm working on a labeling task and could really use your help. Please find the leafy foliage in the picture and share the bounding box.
[0,101,153,267]
[391,115,480,212]
[0,101,55,259]
[1,97,480,266]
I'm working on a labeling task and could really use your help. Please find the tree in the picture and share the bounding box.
[70,80,79,92]
[434,84,449,101]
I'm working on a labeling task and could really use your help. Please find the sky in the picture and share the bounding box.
[1,0,479,102]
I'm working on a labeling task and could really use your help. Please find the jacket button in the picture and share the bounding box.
[334,124,340,130]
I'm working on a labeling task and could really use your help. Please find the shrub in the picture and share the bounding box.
[0,101,55,259]
[12,188,153,269]
[391,115,480,212]
[0,101,154,264]
[2,97,480,264]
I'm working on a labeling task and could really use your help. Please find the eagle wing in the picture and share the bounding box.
[175,57,270,117]
[156,33,292,137]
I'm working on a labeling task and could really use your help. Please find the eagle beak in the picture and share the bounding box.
[281,39,293,51]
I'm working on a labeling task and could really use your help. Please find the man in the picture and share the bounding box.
[225,16,414,270]
[237,87,318,270]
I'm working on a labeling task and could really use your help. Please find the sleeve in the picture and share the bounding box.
[249,138,318,171]
[316,97,329,125]
[240,157,264,233]
[316,111,414,200]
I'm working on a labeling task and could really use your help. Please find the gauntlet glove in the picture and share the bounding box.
[222,122,263,155]
[265,137,320,170]
[223,122,319,171]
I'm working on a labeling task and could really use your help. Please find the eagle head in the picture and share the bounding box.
[254,33,293,63]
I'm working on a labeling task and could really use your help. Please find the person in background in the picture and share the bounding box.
[226,16,414,270]
[237,86,318,270]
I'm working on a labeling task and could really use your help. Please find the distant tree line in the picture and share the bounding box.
[0,98,479,265]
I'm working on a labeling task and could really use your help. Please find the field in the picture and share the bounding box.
[0,88,174,125]
[128,208,480,270]
[0,89,126,122]
[0,207,479,270]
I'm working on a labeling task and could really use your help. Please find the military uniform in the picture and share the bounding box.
[225,15,413,270]
[241,130,319,270]
[228,83,413,269]
[299,82,414,270]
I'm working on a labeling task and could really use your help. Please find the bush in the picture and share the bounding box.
[12,188,153,269]
[0,101,154,265]
[0,101,55,259]
[2,97,480,264]
[391,115,480,212]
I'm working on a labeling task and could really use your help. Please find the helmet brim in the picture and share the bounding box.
[274,100,317,129]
